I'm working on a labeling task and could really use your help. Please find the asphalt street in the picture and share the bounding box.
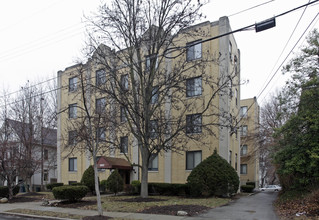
[191,191,279,220]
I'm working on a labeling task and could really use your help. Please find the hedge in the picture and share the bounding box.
[46,183,64,191]
[52,185,89,202]
[0,185,20,198]
[241,185,254,193]
[246,181,256,188]
[148,183,188,196]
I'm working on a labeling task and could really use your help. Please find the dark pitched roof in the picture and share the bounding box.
[5,118,57,147]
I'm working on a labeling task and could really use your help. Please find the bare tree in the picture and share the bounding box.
[258,92,291,187]
[0,91,20,199]
[82,0,237,198]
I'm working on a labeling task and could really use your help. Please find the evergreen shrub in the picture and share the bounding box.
[46,183,64,191]
[187,150,239,197]
[81,165,95,193]
[241,185,254,193]
[106,170,123,195]
[52,185,88,202]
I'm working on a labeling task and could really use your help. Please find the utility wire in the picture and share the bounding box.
[228,0,275,17]
[1,1,318,108]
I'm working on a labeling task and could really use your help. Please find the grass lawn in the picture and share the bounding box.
[82,195,230,213]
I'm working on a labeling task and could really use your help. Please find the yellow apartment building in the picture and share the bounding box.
[57,16,241,185]
[240,97,260,188]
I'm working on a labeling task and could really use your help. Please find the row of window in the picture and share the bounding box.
[68,112,203,147]
[68,150,203,172]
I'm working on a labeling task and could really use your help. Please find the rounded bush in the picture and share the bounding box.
[46,183,64,191]
[187,150,239,197]
[52,185,89,202]
[81,165,95,193]
[246,181,256,188]
[131,180,141,194]
[100,179,108,192]
[0,185,20,198]
[241,185,254,193]
[106,169,123,195]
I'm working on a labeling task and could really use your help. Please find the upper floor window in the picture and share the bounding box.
[229,41,232,61]
[96,98,106,114]
[240,164,247,174]
[241,145,248,156]
[186,40,202,61]
[240,125,248,136]
[186,113,202,134]
[186,76,202,97]
[186,150,202,170]
[146,54,158,71]
[97,127,106,142]
[151,86,159,104]
[44,149,48,160]
[120,136,128,154]
[96,69,106,86]
[68,103,77,119]
[229,150,232,165]
[121,74,129,91]
[69,77,77,92]
[149,120,158,139]
[68,130,77,146]
[240,106,248,118]
[69,157,77,171]
[120,106,127,123]
[148,154,158,171]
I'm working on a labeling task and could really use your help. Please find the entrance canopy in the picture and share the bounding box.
[97,156,132,170]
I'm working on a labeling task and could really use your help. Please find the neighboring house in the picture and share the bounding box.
[0,119,57,191]
[57,17,241,185]
[239,97,260,188]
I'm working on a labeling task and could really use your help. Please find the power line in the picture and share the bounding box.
[228,0,275,17]
[1,1,318,109]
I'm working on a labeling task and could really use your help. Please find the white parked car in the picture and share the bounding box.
[260,185,282,192]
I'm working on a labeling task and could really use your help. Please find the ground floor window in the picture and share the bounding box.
[186,150,202,170]
[69,157,77,171]
[148,154,158,171]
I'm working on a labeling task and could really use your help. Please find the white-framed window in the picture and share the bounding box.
[68,130,77,146]
[120,136,128,154]
[240,106,248,118]
[186,113,202,134]
[96,69,106,86]
[235,153,238,171]
[120,106,127,122]
[186,40,202,61]
[146,54,158,71]
[240,125,248,136]
[240,164,247,174]
[44,149,48,160]
[97,127,106,142]
[150,120,158,139]
[241,145,248,156]
[121,74,129,91]
[96,98,106,114]
[69,77,77,92]
[229,41,232,61]
[186,76,202,97]
[68,103,77,119]
[148,154,158,171]
[69,157,77,171]
[186,150,202,170]
[43,169,48,181]
[151,86,159,104]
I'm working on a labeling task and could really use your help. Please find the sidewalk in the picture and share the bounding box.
[0,201,191,220]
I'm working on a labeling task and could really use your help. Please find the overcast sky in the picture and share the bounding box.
[0,0,318,105]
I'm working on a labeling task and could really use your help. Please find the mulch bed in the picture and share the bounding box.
[117,197,166,202]
[50,200,98,208]
[9,192,43,203]
[140,204,210,216]
[82,216,113,220]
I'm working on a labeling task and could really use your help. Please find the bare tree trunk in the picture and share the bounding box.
[140,148,149,198]
[93,160,103,215]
